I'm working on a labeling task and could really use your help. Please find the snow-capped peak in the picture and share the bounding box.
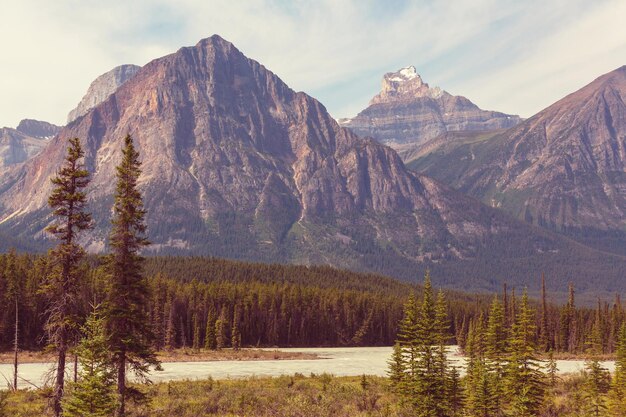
[399,66,418,79]
[386,66,420,83]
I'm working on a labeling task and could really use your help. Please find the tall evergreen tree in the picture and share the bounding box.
[105,135,159,417]
[485,296,507,416]
[64,306,116,417]
[505,289,545,417]
[44,137,92,417]
[583,307,610,417]
[231,307,241,351]
[539,274,551,352]
[608,323,626,416]
[204,308,217,350]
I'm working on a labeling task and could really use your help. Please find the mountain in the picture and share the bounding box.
[67,64,141,123]
[0,118,59,168]
[407,66,626,255]
[339,66,521,146]
[0,36,624,294]
[16,119,61,138]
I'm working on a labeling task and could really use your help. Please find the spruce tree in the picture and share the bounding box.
[215,308,227,350]
[192,312,201,351]
[64,306,116,417]
[388,342,406,390]
[204,308,217,350]
[505,289,545,417]
[44,137,92,417]
[583,310,610,417]
[105,135,159,417]
[485,296,507,415]
[231,307,241,351]
[608,323,626,416]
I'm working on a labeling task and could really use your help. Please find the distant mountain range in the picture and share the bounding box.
[405,66,626,255]
[0,36,624,295]
[339,66,521,146]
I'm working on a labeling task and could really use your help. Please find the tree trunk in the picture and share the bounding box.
[54,344,66,417]
[13,298,18,392]
[116,353,126,417]
[73,352,78,383]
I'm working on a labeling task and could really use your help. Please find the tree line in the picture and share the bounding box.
[390,273,626,417]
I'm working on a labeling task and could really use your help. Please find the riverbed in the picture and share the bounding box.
[0,346,615,390]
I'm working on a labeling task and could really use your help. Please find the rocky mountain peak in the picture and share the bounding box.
[341,67,520,146]
[67,64,141,123]
[16,119,61,139]
[371,66,446,105]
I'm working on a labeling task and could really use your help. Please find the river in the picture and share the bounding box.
[0,346,615,390]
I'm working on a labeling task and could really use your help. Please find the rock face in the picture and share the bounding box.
[67,64,141,123]
[0,119,57,168]
[16,119,61,138]
[0,36,624,291]
[340,66,521,146]
[407,66,626,254]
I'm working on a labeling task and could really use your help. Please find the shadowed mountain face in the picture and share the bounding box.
[339,66,521,147]
[1,36,624,292]
[407,66,626,254]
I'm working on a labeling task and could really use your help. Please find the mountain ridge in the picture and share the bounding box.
[339,66,521,146]
[1,35,624,293]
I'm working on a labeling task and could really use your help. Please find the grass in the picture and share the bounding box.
[0,373,614,417]
[2,374,408,417]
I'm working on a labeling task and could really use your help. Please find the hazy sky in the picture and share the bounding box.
[1,0,625,128]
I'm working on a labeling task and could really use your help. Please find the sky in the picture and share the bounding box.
[1,0,625,128]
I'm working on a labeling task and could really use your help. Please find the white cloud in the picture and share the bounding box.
[0,0,624,127]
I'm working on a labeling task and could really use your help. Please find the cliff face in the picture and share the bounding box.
[0,118,58,168]
[407,66,626,252]
[67,64,141,124]
[0,36,622,290]
[340,66,521,146]
[16,119,61,138]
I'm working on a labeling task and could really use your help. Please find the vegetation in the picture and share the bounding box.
[4,371,626,417]
[43,137,93,417]
[3,135,626,417]
[105,135,159,416]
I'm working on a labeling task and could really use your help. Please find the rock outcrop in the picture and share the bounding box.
[16,119,61,138]
[67,64,141,123]
[340,66,521,146]
[0,118,57,168]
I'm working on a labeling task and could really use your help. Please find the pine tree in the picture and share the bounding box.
[505,289,545,417]
[546,350,558,388]
[608,323,626,416]
[485,296,507,415]
[465,314,497,417]
[204,308,217,350]
[105,135,159,417]
[215,308,227,350]
[164,299,175,351]
[539,273,551,352]
[447,366,465,417]
[192,312,201,351]
[64,306,116,417]
[583,308,610,417]
[388,342,406,390]
[44,137,92,417]
[231,307,241,351]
